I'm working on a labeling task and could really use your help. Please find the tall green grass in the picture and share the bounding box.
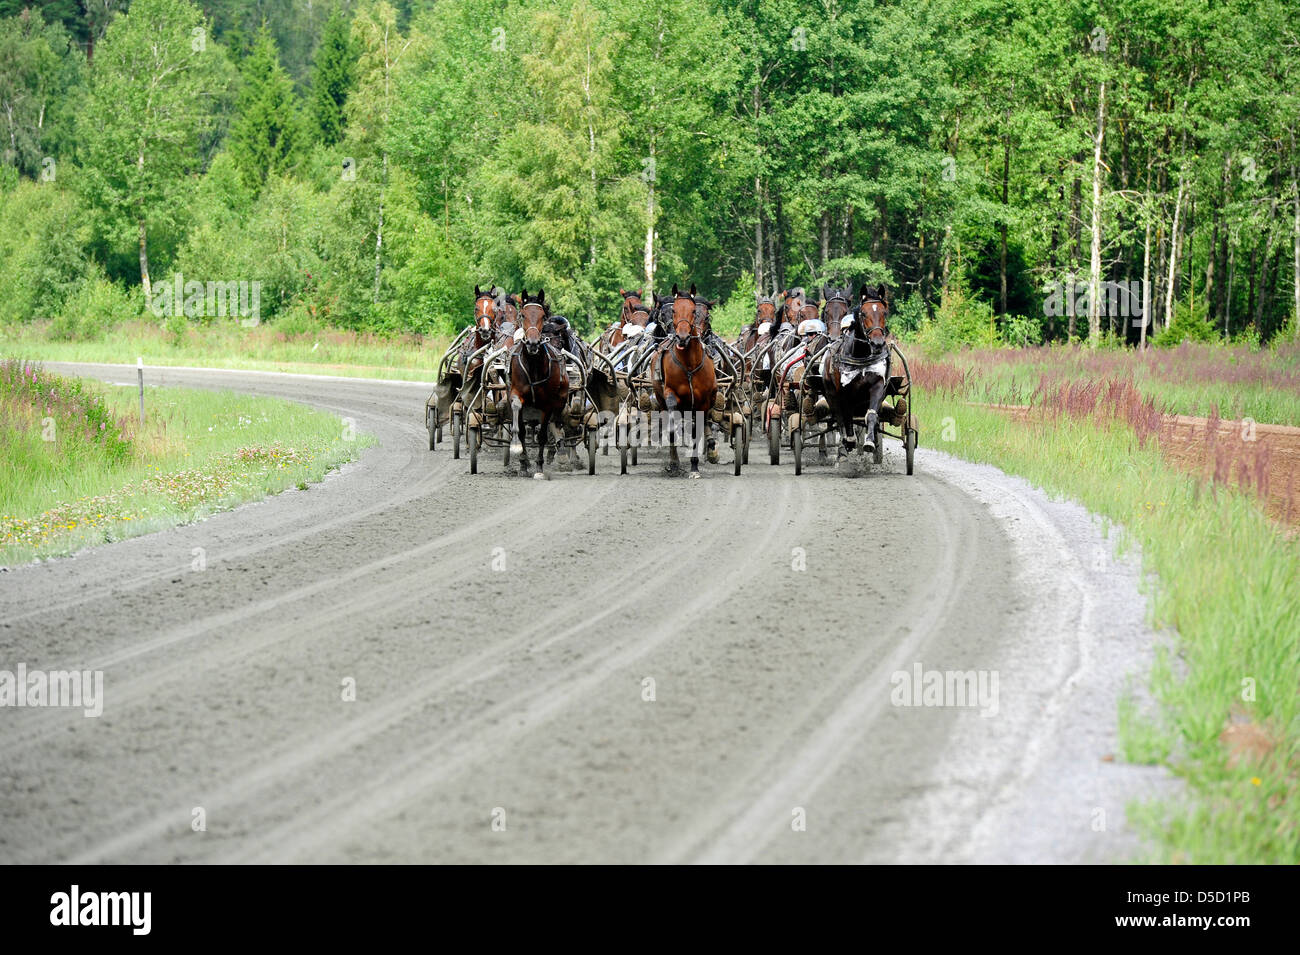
[923,386,1299,862]
[1,360,372,564]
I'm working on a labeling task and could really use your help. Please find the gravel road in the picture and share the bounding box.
[0,362,1177,863]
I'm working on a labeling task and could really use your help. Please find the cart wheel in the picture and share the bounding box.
[469,427,480,474]
[742,421,750,465]
[587,429,598,475]
[768,417,781,465]
[793,427,803,475]
[437,417,444,444]
[873,421,884,465]
[631,446,638,466]
[732,427,742,476]
[427,411,437,451]
[503,433,511,468]
[905,429,916,475]
[452,412,461,459]
[620,445,628,475]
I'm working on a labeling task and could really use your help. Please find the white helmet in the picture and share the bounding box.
[513,327,525,342]
[798,318,827,336]
[840,314,856,329]
[757,321,772,336]
[622,323,644,338]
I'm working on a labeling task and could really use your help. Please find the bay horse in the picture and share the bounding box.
[597,288,647,351]
[820,285,853,338]
[737,295,777,354]
[508,289,570,479]
[651,283,718,476]
[823,284,891,461]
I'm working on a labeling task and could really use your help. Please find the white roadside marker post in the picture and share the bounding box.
[137,356,145,430]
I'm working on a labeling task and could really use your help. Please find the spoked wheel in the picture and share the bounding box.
[452,412,461,459]
[587,429,598,475]
[619,444,629,474]
[768,415,781,465]
[742,421,750,465]
[437,416,444,444]
[906,427,916,475]
[732,425,742,476]
[793,427,803,475]
[873,420,884,465]
[427,411,437,451]
[469,427,480,474]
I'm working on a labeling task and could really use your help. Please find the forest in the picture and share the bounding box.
[0,0,1297,346]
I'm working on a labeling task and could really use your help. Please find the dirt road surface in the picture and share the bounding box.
[0,362,1176,863]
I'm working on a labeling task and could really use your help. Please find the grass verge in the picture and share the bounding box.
[918,364,1299,863]
[1,360,373,565]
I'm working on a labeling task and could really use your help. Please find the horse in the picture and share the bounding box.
[651,283,718,476]
[508,289,570,479]
[596,288,648,352]
[823,284,891,462]
[820,285,853,338]
[736,295,778,354]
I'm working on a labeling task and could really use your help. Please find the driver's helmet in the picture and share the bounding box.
[797,317,827,337]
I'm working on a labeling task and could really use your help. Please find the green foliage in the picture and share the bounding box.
[74,0,228,289]
[0,179,91,323]
[1003,313,1044,348]
[228,24,305,191]
[50,276,136,340]
[312,8,355,146]
[1154,299,1217,347]
[710,272,757,338]
[913,278,1000,353]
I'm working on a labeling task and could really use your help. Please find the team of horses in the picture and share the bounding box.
[440,281,899,476]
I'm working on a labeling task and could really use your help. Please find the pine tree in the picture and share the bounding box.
[228,23,303,191]
[312,8,354,146]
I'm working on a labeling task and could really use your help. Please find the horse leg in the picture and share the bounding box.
[833,386,855,459]
[511,396,528,474]
[534,411,549,480]
[863,376,887,455]
[663,392,681,472]
[706,415,719,465]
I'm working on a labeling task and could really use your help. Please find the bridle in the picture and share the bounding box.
[838,297,889,366]
[512,301,559,400]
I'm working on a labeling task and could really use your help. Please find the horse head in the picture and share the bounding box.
[519,288,549,354]
[856,284,889,346]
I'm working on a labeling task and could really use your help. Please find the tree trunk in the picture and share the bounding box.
[138,218,151,304]
[1140,193,1151,350]
[1293,158,1300,337]
[754,176,763,293]
[1088,80,1106,346]
[1000,121,1010,316]
[1164,175,1184,331]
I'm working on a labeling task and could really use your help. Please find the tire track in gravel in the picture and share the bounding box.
[55,480,742,864]
[219,478,809,864]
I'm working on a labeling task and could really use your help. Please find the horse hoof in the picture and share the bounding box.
[707,450,719,464]
[533,471,550,481]
[688,471,701,480]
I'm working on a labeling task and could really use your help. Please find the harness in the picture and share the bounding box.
[510,340,561,403]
